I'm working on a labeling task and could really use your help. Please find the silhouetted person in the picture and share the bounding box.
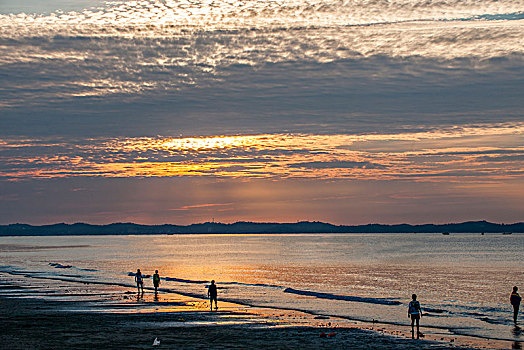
[153,270,161,295]
[208,280,218,311]
[408,294,423,339]
[135,268,144,295]
[511,286,521,324]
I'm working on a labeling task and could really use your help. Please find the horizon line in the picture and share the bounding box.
[2,219,523,227]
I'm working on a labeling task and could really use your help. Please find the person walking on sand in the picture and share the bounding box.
[511,286,521,324]
[153,270,161,295]
[408,294,423,339]
[208,280,218,311]
[135,269,144,295]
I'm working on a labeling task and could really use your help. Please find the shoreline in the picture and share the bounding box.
[2,269,519,344]
[1,272,516,349]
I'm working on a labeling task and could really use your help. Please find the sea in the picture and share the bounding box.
[1,233,522,343]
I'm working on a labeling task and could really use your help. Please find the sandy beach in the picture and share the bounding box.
[1,272,511,350]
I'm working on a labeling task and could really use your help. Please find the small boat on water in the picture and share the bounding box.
[502,232,513,235]
[442,232,450,235]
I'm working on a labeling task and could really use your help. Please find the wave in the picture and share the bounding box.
[49,263,72,269]
[127,272,151,278]
[283,287,401,306]
[452,304,508,317]
[418,306,508,324]
[58,274,84,278]
[422,307,448,314]
[218,281,282,289]
[164,277,208,284]
[127,272,282,289]
[433,304,514,326]
[127,273,205,283]
[126,272,404,306]
[469,12,524,21]
[49,263,98,272]
[478,317,507,325]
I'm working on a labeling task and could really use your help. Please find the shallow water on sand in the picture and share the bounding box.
[0,233,523,342]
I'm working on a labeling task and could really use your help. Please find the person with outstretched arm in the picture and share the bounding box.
[208,280,218,311]
[408,294,423,339]
[511,286,521,324]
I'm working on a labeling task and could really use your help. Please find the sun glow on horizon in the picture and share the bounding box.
[1,123,523,183]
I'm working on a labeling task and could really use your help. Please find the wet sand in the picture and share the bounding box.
[0,273,515,349]
[0,296,470,350]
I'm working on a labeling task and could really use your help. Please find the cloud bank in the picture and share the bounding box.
[2,123,523,181]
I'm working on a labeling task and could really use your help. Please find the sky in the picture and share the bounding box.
[0,0,523,225]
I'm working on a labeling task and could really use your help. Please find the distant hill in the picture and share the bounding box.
[0,220,522,236]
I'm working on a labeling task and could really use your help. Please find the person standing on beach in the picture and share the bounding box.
[208,280,218,311]
[408,294,423,339]
[511,286,521,324]
[153,270,161,295]
[135,269,144,295]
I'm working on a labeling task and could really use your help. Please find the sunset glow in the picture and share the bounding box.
[2,123,523,182]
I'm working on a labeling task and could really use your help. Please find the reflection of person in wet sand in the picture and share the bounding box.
[511,286,521,325]
[153,270,160,295]
[208,280,218,311]
[135,269,144,295]
[512,325,522,350]
[408,294,423,339]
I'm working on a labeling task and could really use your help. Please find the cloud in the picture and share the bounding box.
[1,0,523,115]
[477,155,524,162]
[168,202,233,211]
[289,161,387,169]
[1,124,523,181]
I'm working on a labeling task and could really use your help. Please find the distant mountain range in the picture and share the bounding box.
[0,220,522,236]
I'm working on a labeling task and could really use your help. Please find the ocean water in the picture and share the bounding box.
[1,233,522,342]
